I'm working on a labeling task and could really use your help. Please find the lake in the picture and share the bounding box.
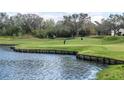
[0,46,104,80]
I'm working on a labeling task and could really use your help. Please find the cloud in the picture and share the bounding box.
[0,0,124,12]
[91,16,105,23]
[37,12,66,21]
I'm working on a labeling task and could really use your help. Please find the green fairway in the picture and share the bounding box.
[0,36,124,80]
[1,36,124,60]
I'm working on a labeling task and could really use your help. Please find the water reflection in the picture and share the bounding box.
[0,46,104,80]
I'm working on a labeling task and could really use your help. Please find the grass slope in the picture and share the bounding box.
[1,36,124,60]
[97,65,124,80]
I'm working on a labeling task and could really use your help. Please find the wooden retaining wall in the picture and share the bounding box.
[0,44,17,46]
[10,46,124,65]
[76,54,124,65]
[10,46,78,55]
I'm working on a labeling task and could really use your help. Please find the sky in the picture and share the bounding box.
[0,0,124,12]
[0,0,124,22]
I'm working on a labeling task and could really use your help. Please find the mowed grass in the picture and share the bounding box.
[97,65,124,80]
[1,36,124,79]
[1,36,124,60]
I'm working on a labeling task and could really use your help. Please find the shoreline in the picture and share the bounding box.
[9,46,124,65]
[0,44,17,46]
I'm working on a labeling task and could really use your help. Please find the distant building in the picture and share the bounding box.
[111,30,115,36]
[111,28,124,36]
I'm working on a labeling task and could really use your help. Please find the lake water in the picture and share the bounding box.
[0,46,104,80]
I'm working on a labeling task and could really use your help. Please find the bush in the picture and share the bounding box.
[103,36,119,41]
[32,29,47,38]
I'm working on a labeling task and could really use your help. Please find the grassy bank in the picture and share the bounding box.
[0,36,124,79]
[97,65,124,80]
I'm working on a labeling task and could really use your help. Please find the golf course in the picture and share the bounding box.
[0,36,124,80]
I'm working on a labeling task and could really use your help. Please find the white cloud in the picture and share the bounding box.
[0,0,124,12]
[40,14,63,22]
[91,16,105,23]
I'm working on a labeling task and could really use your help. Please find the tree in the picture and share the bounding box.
[22,14,43,33]
[106,14,124,36]
[43,19,55,38]
[0,13,9,35]
[55,21,72,37]
[95,19,111,35]
[63,13,91,37]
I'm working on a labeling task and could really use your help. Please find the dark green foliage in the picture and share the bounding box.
[0,12,96,38]
[2,12,124,38]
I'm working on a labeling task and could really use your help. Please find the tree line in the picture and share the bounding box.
[95,13,124,36]
[0,12,124,38]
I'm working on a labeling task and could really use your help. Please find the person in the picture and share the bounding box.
[81,37,83,40]
[64,40,66,44]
